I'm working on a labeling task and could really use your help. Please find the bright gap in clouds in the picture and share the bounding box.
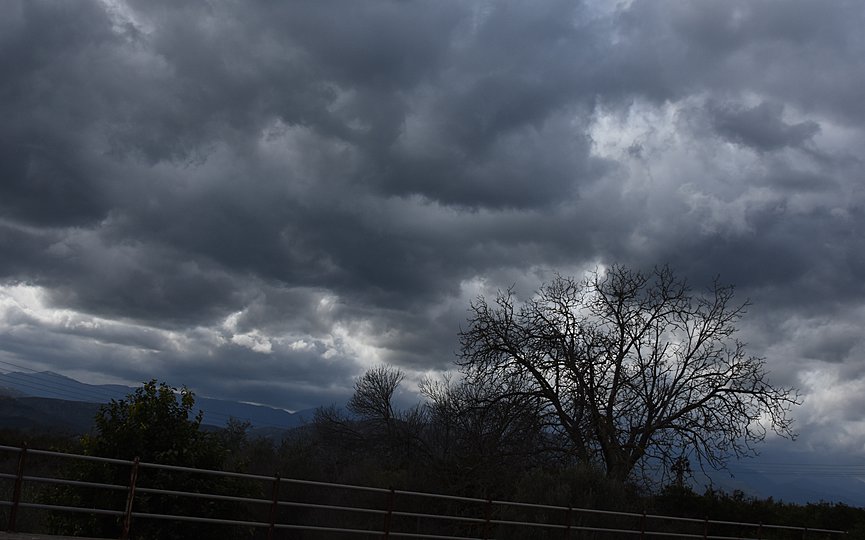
[0,284,370,403]
[0,284,156,385]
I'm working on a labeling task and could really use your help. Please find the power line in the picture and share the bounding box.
[728,466,865,477]
[0,363,126,403]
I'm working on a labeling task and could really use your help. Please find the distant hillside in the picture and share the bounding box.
[0,371,315,433]
[0,395,100,434]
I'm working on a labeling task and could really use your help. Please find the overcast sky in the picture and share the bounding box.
[1,0,864,472]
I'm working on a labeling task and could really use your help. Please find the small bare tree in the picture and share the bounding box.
[339,365,427,465]
[459,265,800,482]
[347,365,405,423]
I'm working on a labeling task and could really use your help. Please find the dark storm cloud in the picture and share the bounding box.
[706,101,820,152]
[0,222,57,277]
[0,141,109,226]
[1,0,864,448]
[156,343,362,412]
[610,1,865,122]
[0,220,251,327]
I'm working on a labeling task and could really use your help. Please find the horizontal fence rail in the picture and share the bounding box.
[0,444,848,540]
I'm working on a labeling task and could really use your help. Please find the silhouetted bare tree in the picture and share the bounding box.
[458,265,799,482]
[347,365,405,423]
[421,374,554,495]
[314,365,427,475]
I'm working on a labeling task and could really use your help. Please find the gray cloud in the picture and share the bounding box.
[0,0,864,462]
[706,101,820,152]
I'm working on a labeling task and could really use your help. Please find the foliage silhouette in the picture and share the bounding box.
[50,380,253,539]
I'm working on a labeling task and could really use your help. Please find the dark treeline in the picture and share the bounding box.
[0,373,862,539]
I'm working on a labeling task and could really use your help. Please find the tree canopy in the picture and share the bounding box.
[84,379,221,467]
[458,265,800,482]
[58,380,247,539]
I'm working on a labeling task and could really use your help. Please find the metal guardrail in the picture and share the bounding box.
[0,444,848,539]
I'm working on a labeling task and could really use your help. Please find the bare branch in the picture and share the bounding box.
[457,265,800,484]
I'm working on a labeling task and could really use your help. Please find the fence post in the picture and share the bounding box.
[703,515,709,540]
[482,498,493,540]
[757,521,763,540]
[382,487,395,539]
[563,506,573,540]
[120,456,140,540]
[268,473,281,540]
[7,443,28,532]
[641,510,647,539]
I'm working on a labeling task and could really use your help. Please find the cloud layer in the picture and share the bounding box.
[1,0,864,457]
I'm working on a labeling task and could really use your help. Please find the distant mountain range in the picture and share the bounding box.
[706,457,865,508]
[0,371,316,438]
